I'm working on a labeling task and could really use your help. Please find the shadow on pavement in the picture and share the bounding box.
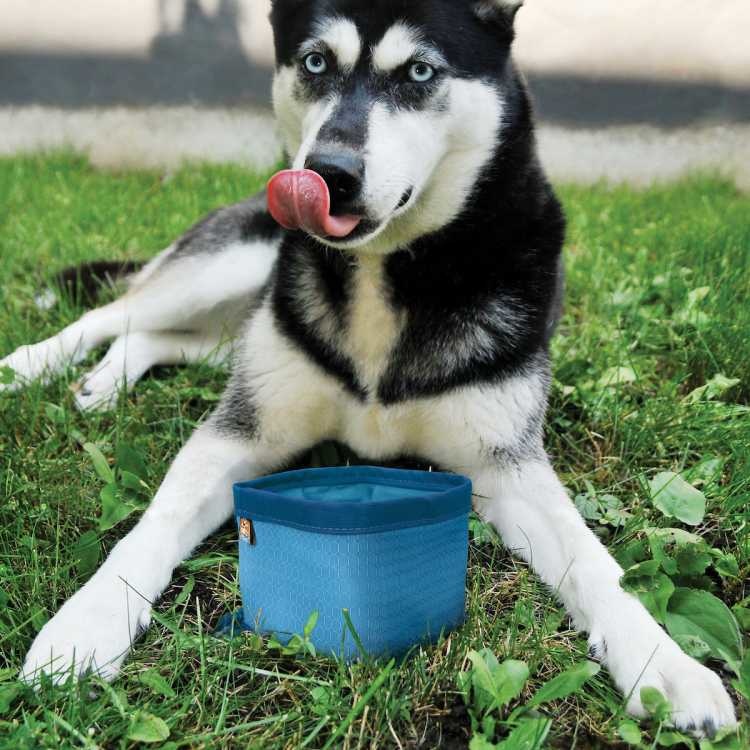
[0,0,273,107]
[526,73,750,128]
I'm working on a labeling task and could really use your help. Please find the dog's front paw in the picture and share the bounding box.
[592,612,736,737]
[0,357,23,393]
[71,365,124,412]
[1,341,58,390]
[21,579,151,685]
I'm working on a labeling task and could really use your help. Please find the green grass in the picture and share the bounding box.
[0,153,748,749]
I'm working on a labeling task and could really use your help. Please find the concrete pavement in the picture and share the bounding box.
[2,106,747,190]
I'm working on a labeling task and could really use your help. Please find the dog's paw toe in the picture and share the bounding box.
[71,370,122,412]
[0,358,25,392]
[21,630,126,686]
[618,646,736,737]
[587,633,607,661]
[20,587,151,687]
[0,379,20,395]
[1,344,54,387]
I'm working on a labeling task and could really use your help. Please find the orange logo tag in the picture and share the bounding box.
[239,518,256,545]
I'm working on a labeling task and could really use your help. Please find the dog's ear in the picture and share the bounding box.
[473,0,524,34]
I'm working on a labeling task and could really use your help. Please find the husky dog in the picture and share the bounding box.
[8,0,735,736]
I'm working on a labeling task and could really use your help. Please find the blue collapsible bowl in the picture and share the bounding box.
[234,466,471,659]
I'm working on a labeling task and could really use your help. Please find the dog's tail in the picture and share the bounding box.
[34,260,145,310]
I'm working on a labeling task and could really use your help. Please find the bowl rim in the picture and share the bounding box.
[234,465,472,535]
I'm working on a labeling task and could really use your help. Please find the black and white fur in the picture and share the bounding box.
[6,0,735,735]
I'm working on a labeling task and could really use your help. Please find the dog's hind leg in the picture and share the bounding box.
[0,304,123,390]
[1,235,279,392]
[1,194,281,393]
[0,246,177,389]
[0,286,190,391]
[473,458,736,737]
[72,331,233,411]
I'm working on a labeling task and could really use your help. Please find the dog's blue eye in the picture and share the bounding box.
[304,53,328,75]
[408,62,435,83]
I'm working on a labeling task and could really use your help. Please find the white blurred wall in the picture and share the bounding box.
[1,0,275,65]
[514,0,750,87]
[1,0,748,86]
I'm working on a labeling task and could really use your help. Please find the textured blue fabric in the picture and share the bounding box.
[234,467,471,659]
[234,465,472,534]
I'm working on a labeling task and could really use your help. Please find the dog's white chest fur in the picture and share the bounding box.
[342,257,404,392]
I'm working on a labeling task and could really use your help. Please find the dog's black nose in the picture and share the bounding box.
[305,153,365,214]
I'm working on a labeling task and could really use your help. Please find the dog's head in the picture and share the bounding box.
[267,0,524,254]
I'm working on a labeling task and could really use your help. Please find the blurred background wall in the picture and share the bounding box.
[1,0,748,185]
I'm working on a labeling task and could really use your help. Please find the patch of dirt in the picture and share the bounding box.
[418,698,470,749]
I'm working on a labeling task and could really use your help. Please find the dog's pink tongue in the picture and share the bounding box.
[267,169,361,239]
